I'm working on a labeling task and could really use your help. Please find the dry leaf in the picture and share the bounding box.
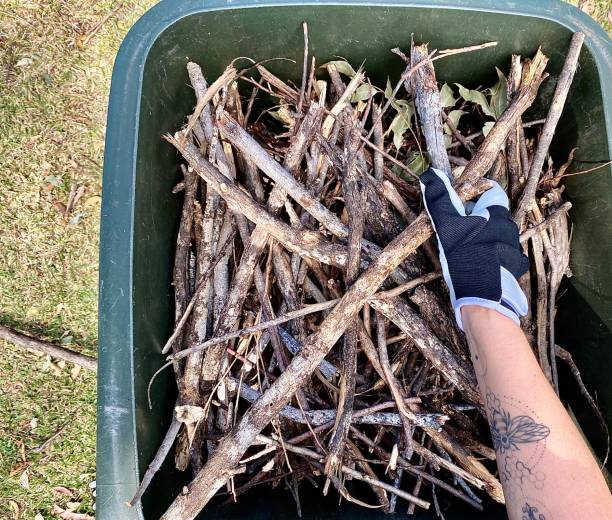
[18,440,26,462]
[57,360,67,370]
[174,427,190,472]
[8,500,19,519]
[70,365,82,380]
[19,469,29,489]
[53,200,67,215]
[9,462,26,476]
[52,505,94,520]
[578,0,594,15]
[30,418,38,430]
[15,57,33,68]
[52,486,74,497]
[83,196,101,208]
[387,444,399,473]
[216,380,226,401]
[175,405,206,424]
[66,501,81,511]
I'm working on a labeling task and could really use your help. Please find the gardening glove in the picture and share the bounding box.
[420,167,529,330]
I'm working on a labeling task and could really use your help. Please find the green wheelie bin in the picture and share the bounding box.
[98,0,612,517]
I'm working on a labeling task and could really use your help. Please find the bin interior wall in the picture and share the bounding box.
[126,5,610,518]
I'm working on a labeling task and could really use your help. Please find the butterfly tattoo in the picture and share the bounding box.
[487,392,550,453]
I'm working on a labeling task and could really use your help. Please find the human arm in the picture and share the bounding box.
[419,167,612,519]
[462,305,611,519]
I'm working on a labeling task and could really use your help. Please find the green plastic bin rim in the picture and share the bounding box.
[98,0,611,518]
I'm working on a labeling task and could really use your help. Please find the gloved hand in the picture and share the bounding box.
[420,167,529,330]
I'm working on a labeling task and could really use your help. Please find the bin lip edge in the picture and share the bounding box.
[97,0,612,515]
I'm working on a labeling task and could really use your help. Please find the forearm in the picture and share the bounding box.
[462,306,611,520]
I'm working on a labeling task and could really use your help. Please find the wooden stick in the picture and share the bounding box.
[409,42,451,173]
[347,439,390,511]
[256,434,431,510]
[219,110,406,270]
[166,136,349,268]
[0,325,97,371]
[513,32,584,226]
[219,113,347,239]
[506,55,524,207]
[325,117,364,479]
[128,406,181,506]
[372,103,384,180]
[168,270,444,364]
[227,377,445,429]
[555,345,609,465]
[519,202,572,243]
[296,22,309,118]
[531,234,553,383]
[349,426,485,509]
[160,50,546,519]
[202,103,325,389]
[160,227,237,355]
[410,284,468,357]
[172,166,198,357]
[442,111,475,154]
[375,313,414,455]
[184,65,236,135]
[375,271,441,299]
[370,297,480,405]
[459,49,548,186]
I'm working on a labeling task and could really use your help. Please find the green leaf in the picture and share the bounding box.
[389,114,410,149]
[351,84,374,103]
[407,152,429,175]
[440,83,457,108]
[320,60,356,78]
[385,78,412,111]
[387,100,415,150]
[456,83,495,119]
[489,67,508,119]
[385,78,393,99]
[482,121,495,137]
[443,109,467,135]
[448,109,467,128]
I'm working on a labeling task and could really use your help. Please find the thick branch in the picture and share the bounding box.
[0,325,97,372]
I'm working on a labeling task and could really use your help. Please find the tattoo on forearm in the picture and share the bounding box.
[486,391,550,453]
[485,391,552,517]
[522,501,546,519]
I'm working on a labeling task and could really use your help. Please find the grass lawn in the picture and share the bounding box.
[0,0,608,518]
[0,1,155,517]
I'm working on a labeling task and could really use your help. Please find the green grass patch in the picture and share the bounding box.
[0,1,155,517]
[0,344,97,517]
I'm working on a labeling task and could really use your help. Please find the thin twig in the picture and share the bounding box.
[513,32,584,226]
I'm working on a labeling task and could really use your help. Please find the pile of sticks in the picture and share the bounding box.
[130,31,604,519]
